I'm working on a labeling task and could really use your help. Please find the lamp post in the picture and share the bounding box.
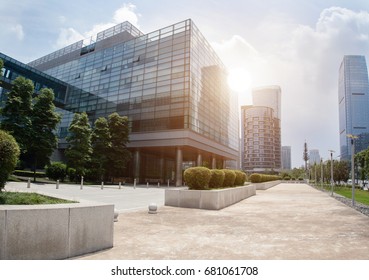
[329,150,335,196]
[347,134,358,206]
[320,158,323,188]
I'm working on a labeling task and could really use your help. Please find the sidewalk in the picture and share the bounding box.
[6,182,369,259]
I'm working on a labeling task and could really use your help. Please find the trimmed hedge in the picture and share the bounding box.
[184,167,212,190]
[208,169,225,189]
[234,170,247,186]
[249,173,281,183]
[13,170,46,178]
[222,169,236,187]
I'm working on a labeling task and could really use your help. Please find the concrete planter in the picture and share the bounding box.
[165,185,256,210]
[252,180,281,190]
[0,202,114,260]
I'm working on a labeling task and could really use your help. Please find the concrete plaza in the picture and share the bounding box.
[5,182,369,259]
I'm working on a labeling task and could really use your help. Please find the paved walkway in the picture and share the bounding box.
[6,182,369,259]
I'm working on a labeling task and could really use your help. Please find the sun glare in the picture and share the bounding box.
[227,68,252,93]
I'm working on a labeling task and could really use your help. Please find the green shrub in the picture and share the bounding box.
[222,169,236,187]
[13,170,46,178]
[249,173,262,183]
[284,175,291,181]
[0,130,20,190]
[46,162,67,181]
[184,167,211,190]
[234,170,247,186]
[208,169,225,188]
[250,173,280,183]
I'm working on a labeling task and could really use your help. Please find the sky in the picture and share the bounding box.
[2,0,369,168]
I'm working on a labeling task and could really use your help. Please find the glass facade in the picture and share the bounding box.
[2,19,239,185]
[339,55,369,161]
[281,146,291,170]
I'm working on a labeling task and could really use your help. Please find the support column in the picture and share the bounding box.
[197,153,202,167]
[159,157,164,183]
[134,149,140,183]
[175,147,183,187]
[212,156,216,169]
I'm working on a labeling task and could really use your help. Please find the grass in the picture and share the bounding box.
[0,191,77,205]
[334,187,369,206]
[316,184,369,206]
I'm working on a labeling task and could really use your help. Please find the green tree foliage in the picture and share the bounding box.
[65,112,92,177]
[0,130,20,190]
[0,76,33,153]
[91,117,111,181]
[28,88,61,181]
[0,58,3,75]
[107,113,130,178]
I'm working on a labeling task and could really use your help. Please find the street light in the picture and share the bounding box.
[347,134,358,206]
[329,150,335,196]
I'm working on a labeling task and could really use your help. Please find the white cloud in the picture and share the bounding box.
[113,3,140,27]
[214,6,369,167]
[54,28,84,49]
[55,3,141,49]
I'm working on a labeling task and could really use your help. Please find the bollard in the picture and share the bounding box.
[147,182,149,188]
[27,178,31,188]
[101,181,104,190]
[167,179,170,187]
[148,203,157,214]
[56,180,59,189]
[134,178,136,189]
[119,182,121,189]
[158,182,160,188]
[80,176,84,190]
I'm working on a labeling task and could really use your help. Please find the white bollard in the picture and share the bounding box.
[147,182,149,188]
[27,178,31,188]
[56,180,59,189]
[80,176,84,190]
[119,182,121,189]
[167,179,170,187]
[134,178,136,189]
[158,182,160,188]
[148,203,157,214]
[101,181,104,190]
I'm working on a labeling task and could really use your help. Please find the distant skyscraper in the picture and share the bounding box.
[339,55,369,161]
[281,146,291,170]
[309,149,321,165]
[241,86,281,172]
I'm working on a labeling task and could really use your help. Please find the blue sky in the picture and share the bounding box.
[2,0,369,168]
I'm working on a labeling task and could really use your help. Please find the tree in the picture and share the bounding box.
[0,130,20,191]
[0,76,33,154]
[0,58,3,75]
[65,112,92,177]
[107,113,131,179]
[28,88,61,181]
[303,141,309,175]
[91,117,111,181]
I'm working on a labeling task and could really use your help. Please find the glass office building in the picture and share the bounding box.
[16,19,239,185]
[339,55,369,161]
[281,146,291,170]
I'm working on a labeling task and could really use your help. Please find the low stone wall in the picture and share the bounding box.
[165,185,256,210]
[253,180,281,190]
[0,202,114,260]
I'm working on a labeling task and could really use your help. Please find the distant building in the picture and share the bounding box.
[281,146,291,170]
[309,149,320,165]
[241,86,281,172]
[339,55,369,161]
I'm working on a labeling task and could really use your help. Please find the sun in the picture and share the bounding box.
[227,68,252,93]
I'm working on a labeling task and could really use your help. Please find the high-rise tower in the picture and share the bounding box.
[339,55,369,160]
